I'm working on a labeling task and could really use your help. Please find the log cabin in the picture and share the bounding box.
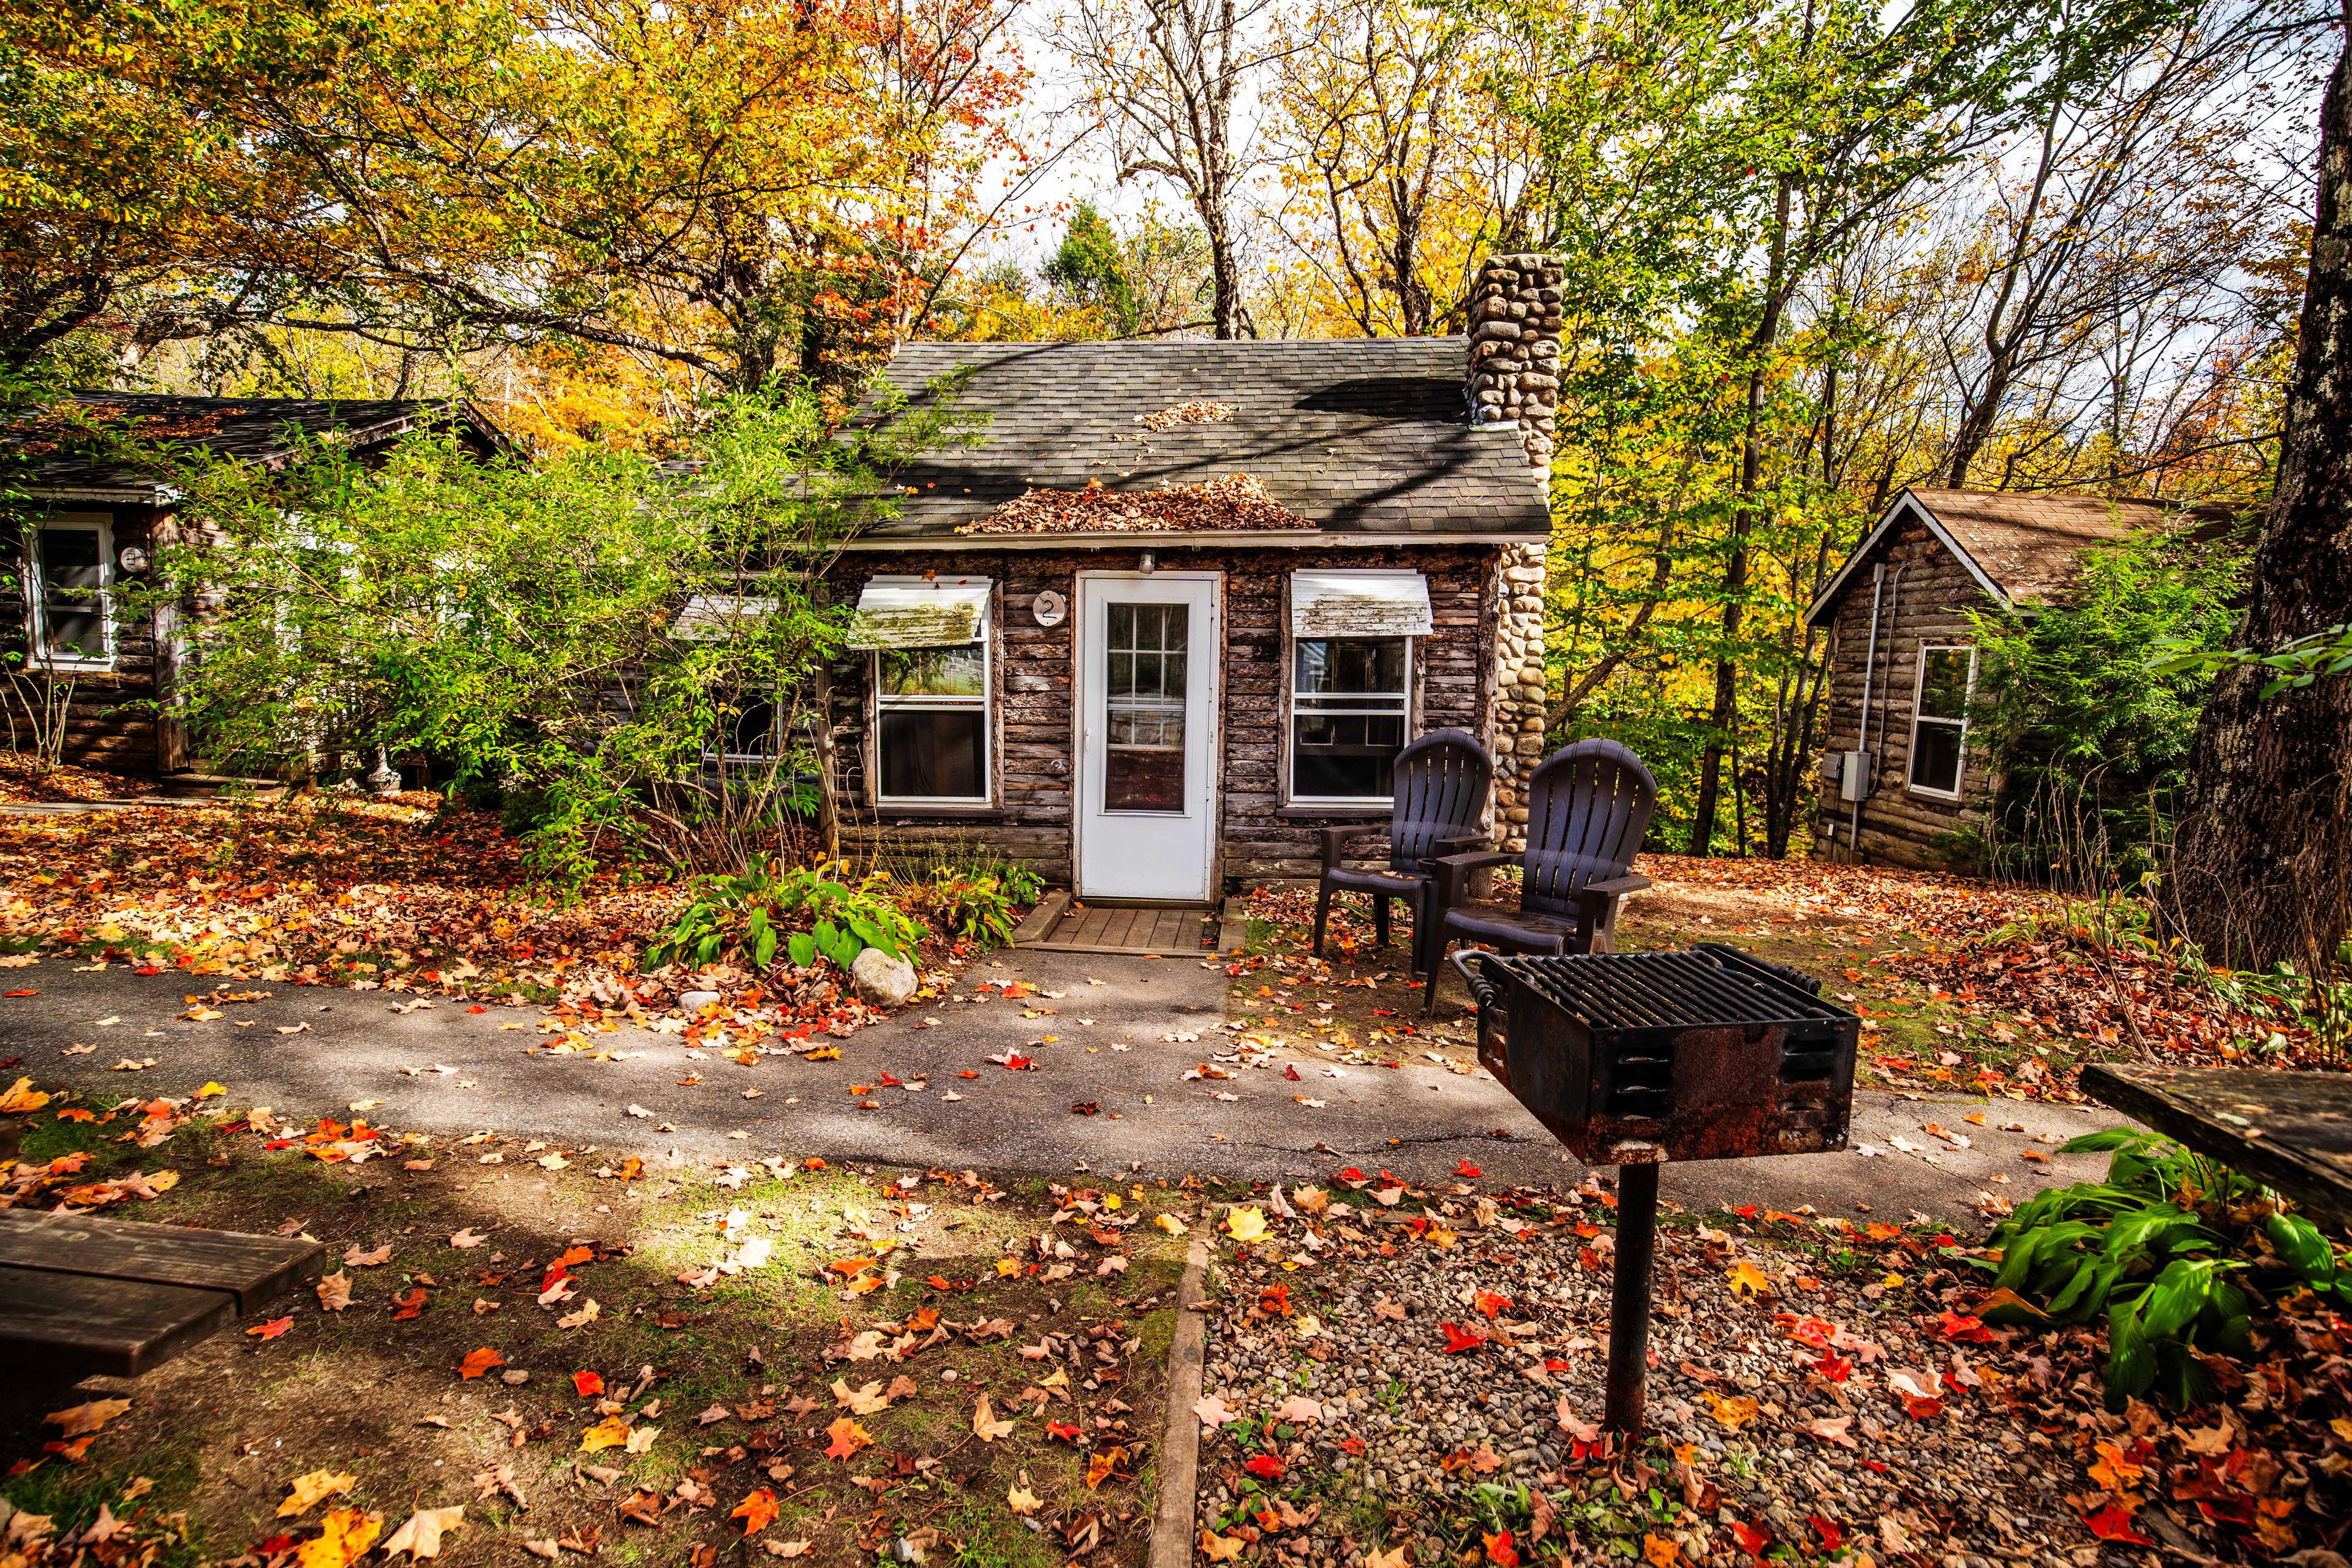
[1,394,505,777]
[1804,486,2212,870]
[805,255,1563,901]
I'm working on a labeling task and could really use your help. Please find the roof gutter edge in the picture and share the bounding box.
[838,529,1547,551]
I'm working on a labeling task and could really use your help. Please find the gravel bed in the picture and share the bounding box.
[1191,1175,2104,1568]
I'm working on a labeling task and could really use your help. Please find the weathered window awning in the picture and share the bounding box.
[672,594,779,641]
[1289,570,1433,637]
[846,576,994,649]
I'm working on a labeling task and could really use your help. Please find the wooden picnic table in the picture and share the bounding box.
[2079,1061,2352,1229]
[0,1208,325,1378]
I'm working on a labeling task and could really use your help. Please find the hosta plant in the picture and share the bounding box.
[646,861,924,973]
[1980,1129,2344,1409]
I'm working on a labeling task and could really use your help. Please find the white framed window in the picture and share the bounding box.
[1908,646,1975,799]
[875,639,990,805]
[25,513,116,670]
[1291,636,1412,804]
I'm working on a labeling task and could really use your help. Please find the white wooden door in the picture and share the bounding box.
[1076,572,1220,902]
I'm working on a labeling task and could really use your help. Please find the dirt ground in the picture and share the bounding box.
[0,1101,1188,1568]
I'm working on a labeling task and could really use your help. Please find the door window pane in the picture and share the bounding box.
[1291,636,1409,801]
[880,710,984,799]
[1104,601,1188,812]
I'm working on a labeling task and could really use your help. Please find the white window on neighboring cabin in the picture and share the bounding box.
[1291,638,1412,804]
[1908,646,1975,799]
[26,514,115,670]
[875,641,989,804]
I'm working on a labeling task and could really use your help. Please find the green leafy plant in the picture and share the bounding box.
[647,861,924,973]
[899,862,1044,948]
[1982,1129,2344,1408]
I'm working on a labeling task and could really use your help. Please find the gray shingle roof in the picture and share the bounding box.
[863,339,1549,538]
[9,393,507,499]
[1806,486,2244,625]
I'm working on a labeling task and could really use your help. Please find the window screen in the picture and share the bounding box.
[875,639,989,802]
[1291,637,1409,802]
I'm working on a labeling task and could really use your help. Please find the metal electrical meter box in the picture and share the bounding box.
[1839,750,1872,803]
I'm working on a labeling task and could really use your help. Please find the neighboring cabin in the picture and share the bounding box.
[2,394,503,777]
[1805,486,2217,870]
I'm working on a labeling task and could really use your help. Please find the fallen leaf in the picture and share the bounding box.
[380,1507,464,1559]
[730,1489,779,1536]
[972,1397,1016,1442]
[278,1471,356,1517]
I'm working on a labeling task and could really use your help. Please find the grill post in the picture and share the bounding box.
[1604,1159,1660,1433]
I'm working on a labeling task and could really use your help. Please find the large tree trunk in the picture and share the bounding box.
[2170,21,2352,976]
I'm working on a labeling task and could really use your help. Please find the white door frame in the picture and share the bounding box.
[1072,570,1223,904]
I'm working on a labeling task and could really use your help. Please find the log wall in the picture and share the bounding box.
[1810,516,1998,870]
[826,542,1509,887]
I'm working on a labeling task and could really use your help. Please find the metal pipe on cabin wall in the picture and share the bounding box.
[1850,565,1887,857]
[1867,562,1912,817]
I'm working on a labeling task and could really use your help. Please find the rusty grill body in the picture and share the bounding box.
[1452,942,1860,1434]
[1461,944,1858,1164]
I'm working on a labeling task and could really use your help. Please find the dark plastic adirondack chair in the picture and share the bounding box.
[1421,737,1657,1015]
[1311,729,1494,974]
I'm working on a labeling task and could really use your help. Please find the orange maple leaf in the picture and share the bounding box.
[458,1347,505,1379]
[247,1316,293,1340]
[731,1488,780,1535]
[824,1417,872,1460]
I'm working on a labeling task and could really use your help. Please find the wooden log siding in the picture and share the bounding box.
[825,543,1507,886]
[1811,517,1999,870]
[0,507,176,774]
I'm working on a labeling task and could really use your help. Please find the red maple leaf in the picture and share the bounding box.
[1439,1322,1488,1354]
[1733,1204,1760,1221]
[1474,1291,1510,1319]
[1807,1351,1853,1384]
[1455,1160,1482,1178]
[1482,1529,1517,1567]
[1934,1311,1995,1344]
[1729,1520,1770,1558]
[1245,1453,1284,1480]
[390,1287,429,1321]
[1046,1422,1083,1444]
[2081,1506,2154,1546]
[246,1316,293,1340]
[1808,1518,1844,1551]
[573,1370,605,1398]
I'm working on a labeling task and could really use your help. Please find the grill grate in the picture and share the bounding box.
[1499,945,1844,1031]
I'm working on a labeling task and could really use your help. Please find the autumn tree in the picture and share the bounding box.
[1267,0,1532,334]
[1061,0,1278,338]
[2171,6,2352,976]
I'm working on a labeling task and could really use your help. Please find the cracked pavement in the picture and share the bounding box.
[0,946,2122,1223]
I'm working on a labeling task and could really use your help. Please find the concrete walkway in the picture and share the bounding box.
[0,950,2119,1223]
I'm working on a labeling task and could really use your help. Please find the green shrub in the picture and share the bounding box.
[1981,1129,2343,1408]
[1970,526,2248,887]
[901,862,1044,948]
[647,860,924,973]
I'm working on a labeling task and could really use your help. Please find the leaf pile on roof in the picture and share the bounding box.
[956,473,1313,535]
[1133,400,1235,432]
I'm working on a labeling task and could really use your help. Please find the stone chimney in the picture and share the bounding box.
[1464,254,1564,472]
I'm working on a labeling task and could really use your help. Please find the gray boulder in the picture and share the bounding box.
[849,947,918,1008]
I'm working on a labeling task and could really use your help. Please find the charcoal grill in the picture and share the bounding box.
[1449,943,1859,1432]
